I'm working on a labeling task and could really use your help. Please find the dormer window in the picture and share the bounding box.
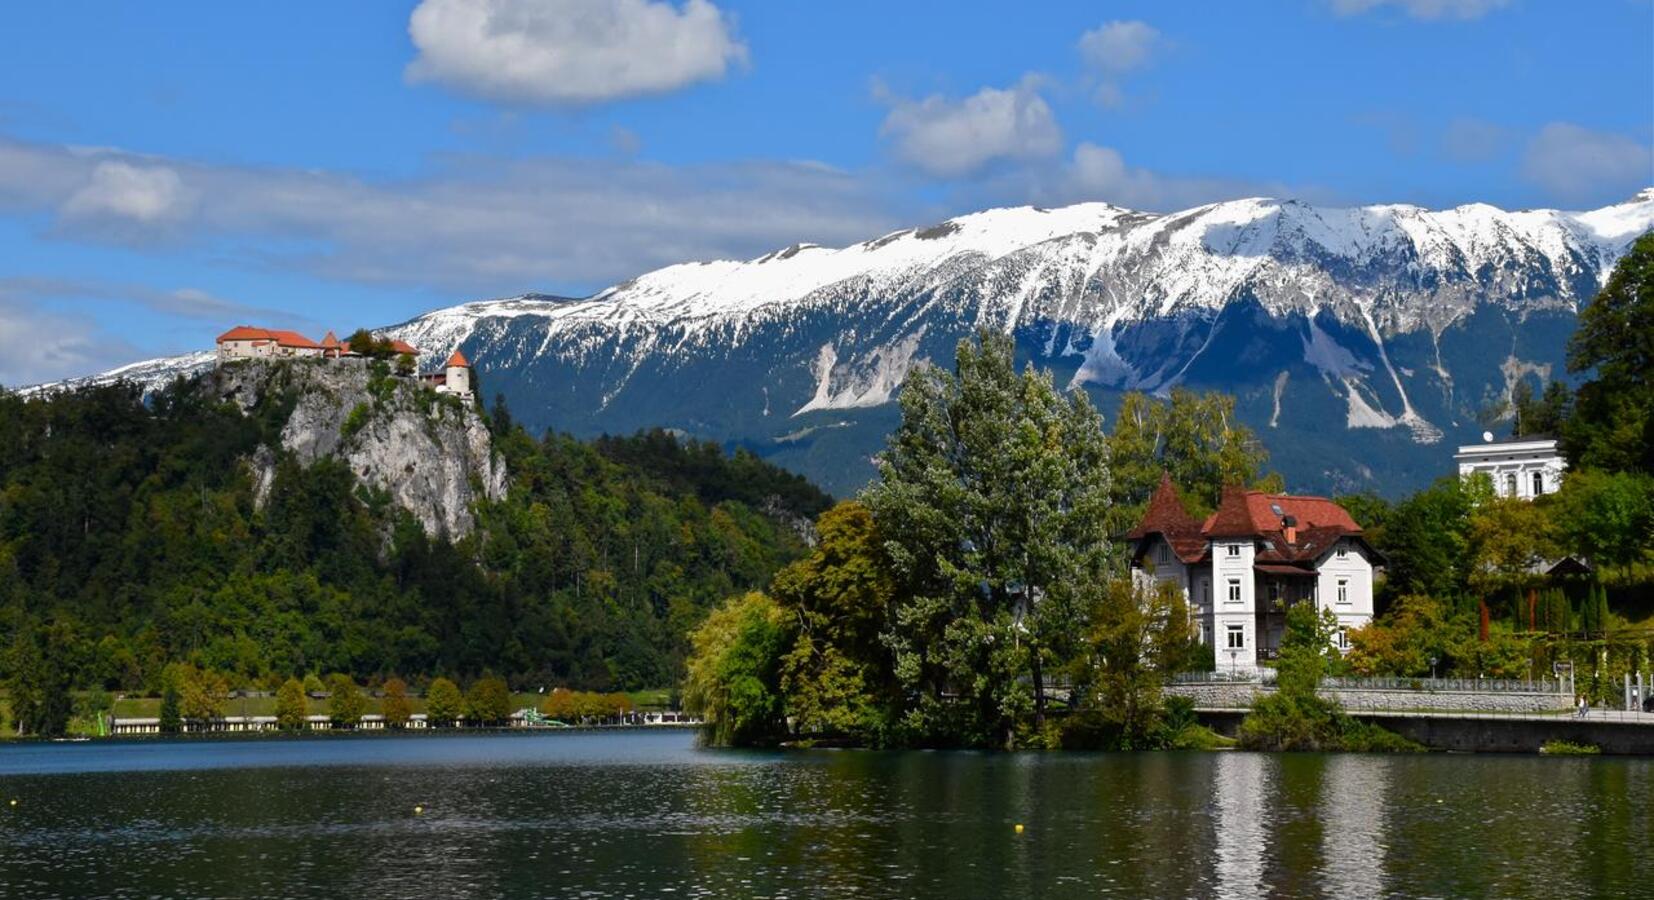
[1157,542,1170,564]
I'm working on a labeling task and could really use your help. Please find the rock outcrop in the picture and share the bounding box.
[202,358,506,539]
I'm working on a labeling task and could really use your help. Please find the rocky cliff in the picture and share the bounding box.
[201,357,506,539]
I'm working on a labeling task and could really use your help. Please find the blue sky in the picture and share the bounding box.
[0,0,1649,385]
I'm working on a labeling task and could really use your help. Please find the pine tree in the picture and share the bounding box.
[158,684,182,734]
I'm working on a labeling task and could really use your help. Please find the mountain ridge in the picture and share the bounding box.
[25,191,1654,498]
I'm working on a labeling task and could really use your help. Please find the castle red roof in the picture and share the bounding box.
[445,350,470,368]
[320,330,340,349]
[388,340,419,356]
[215,326,321,349]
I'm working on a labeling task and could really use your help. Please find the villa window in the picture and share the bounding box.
[1201,623,1211,646]
[1227,578,1242,603]
[1157,542,1170,564]
[1227,543,1240,558]
[1335,627,1349,650]
[1201,581,1210,607]
[1505,473,1518,497]
[1336,543,1347,559]
[1226,624,1244,650]
[1533,472,1544,496]
[1337,578,1349,605]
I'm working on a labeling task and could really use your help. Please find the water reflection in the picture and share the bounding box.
[0,733,1648,898]
[1320,755,1388,898]
[1212,752,1268,898]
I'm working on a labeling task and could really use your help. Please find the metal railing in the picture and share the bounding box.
[1169,672,1562,694]
[1320,676,1563,694]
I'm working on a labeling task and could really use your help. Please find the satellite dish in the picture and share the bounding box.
[1482,431,1494,443]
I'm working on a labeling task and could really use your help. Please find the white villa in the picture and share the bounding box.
[214,325,474,402]
[1454,434,1566,499]
[1125,475,1380,675]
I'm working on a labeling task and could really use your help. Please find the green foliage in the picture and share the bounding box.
[380,678,412,728]
[682,592,787,746]
[1240,604,1348,751]
[465,675,512,725]
[1540,739,1601,755]
[326,673,366,728]
[0,376,816,696]
[1107,388,1281,523]
[4,621,76,737]
[275,677,307,730]
[540,688,633,722]
[1063,579,1198,750]
[341,402,372,439]
[158,684,181,733]
[1565,230,1654,475]
[865,329,1116,748]
[772,501,893,743]
[175,664,228,721]
[425,677,462,726]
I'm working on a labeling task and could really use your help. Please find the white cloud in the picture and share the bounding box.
[879,78,1064,179]
[61,160,188,225]
[1521,122,1652,205]
[1329,0,1511,20]
[0,136,905,295]
[0,298,138,388]
[1078,21,1160,73]
[406,0,748,106]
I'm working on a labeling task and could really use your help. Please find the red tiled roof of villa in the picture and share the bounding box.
[1125,474,1208,562]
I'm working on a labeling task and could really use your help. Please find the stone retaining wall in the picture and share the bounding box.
[1167,682,1570,714]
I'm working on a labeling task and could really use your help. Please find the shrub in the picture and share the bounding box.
[1540,739,1601,755]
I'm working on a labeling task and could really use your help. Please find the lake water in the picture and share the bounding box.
[0,730,1648,898]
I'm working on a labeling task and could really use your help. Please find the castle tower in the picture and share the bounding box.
[443,350,472,400]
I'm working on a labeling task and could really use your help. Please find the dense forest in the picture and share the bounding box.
[0,376,829,708]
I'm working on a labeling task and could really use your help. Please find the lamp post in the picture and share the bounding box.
[1430,656,1438,682]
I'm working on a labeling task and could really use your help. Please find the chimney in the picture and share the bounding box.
[1282,515,1297,545]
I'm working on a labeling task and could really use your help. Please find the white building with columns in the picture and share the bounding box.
[1125,475,1380,676]
[1454,434,1566,500]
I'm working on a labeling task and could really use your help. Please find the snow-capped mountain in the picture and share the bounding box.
[32,190,1654,497]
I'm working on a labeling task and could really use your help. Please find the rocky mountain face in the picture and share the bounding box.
[39,190,1654,498]
[203,358,506,538]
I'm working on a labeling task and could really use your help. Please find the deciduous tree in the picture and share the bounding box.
[275,677,308,730]
[425,677,463,727]
[381,678,412,729]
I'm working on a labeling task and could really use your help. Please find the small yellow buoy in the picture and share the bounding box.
[1014,823,1024,834]
[414,805,424,815]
